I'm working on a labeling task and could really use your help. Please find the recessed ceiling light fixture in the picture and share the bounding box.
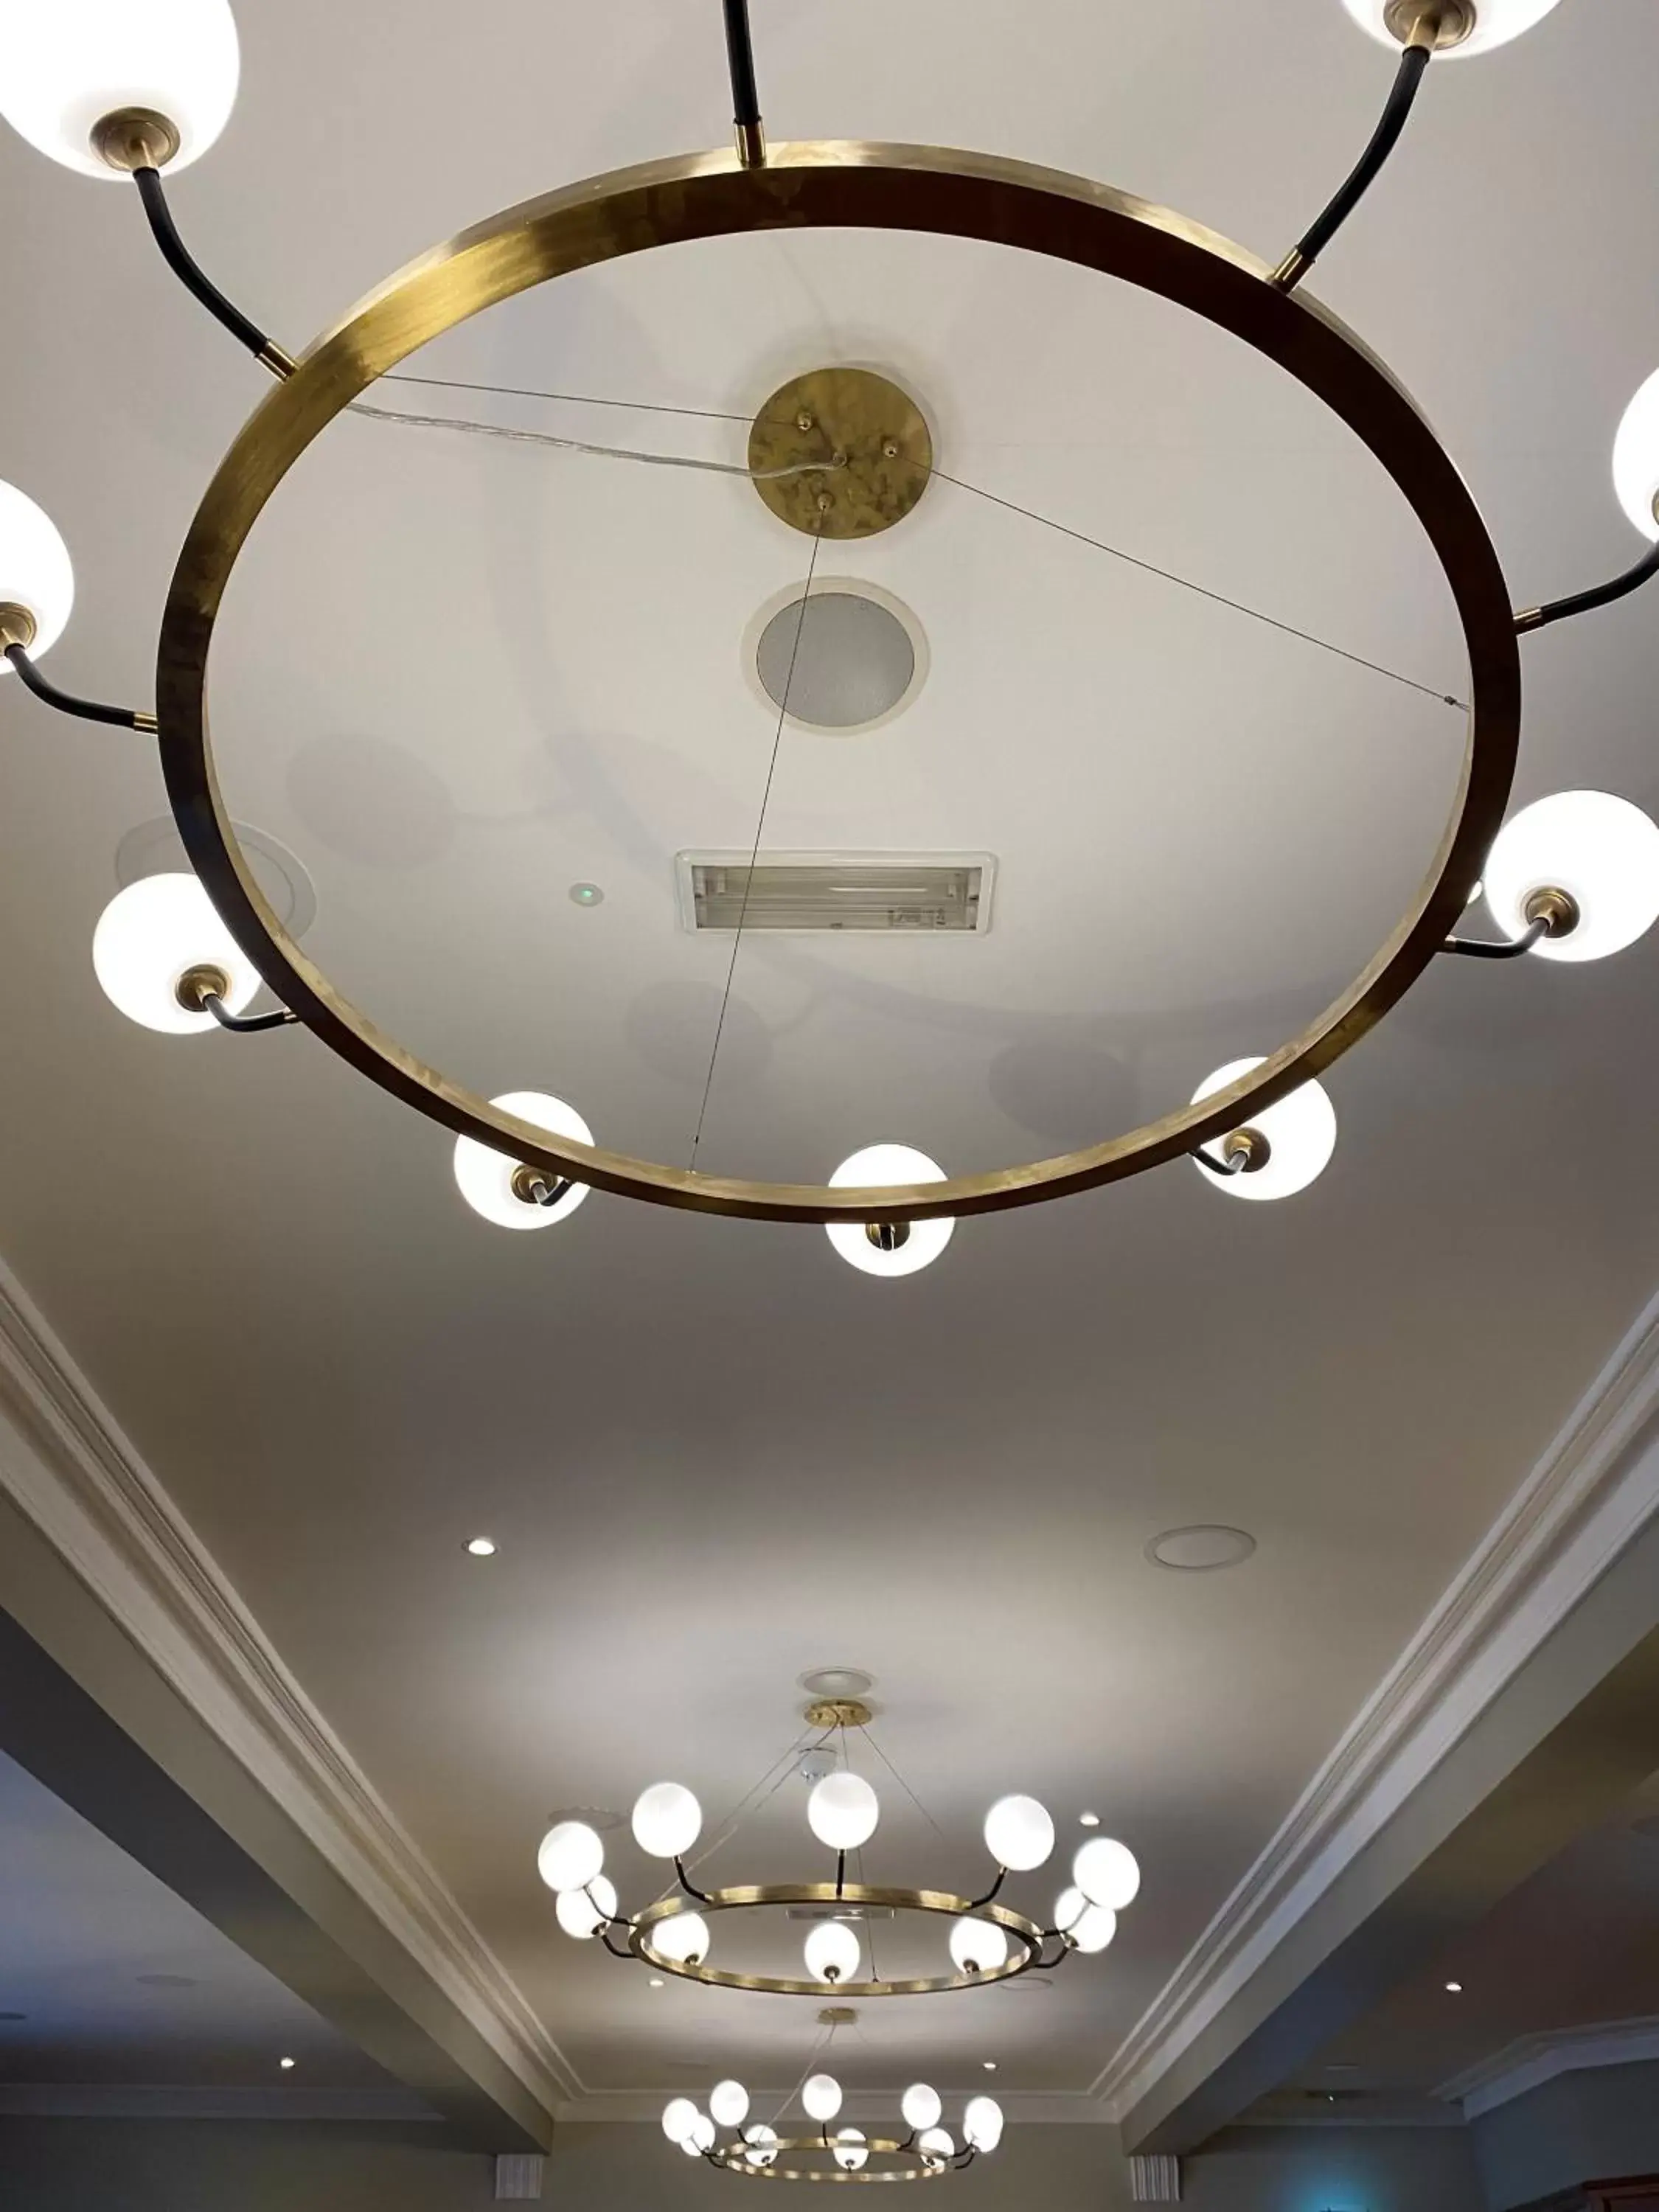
[1,0,1652,1265]
[981,2061,998,2072]
[1079,1812,1101,1829]
[279,2056,296,2070]
[664,2017,1004,2183]
[466,1537,498,1557]
[1146,1526,1258,1573]
[538,1697,1137,1996]
[1444,1980,1464,1994]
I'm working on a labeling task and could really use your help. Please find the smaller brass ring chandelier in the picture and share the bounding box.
[535,1705,1137,1999]
[663,2032,1005,2182]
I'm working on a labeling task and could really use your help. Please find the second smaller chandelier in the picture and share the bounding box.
[535,1755,1138,1997]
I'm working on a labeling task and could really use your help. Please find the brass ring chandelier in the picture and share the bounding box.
[534,1705,1137,1999]
[661,2025,1006,2183]
[3,0,1659,1262]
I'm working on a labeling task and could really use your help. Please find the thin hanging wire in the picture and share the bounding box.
[366,369,1464,709]
[857,1724,949,1845]
[642,1725,821,1907]
[687,519,825,1173]
[769,2014,838,2128]
[351,397,835,481]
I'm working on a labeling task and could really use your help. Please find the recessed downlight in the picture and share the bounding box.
[1145,1526,1258,1572]
[115,817,317,939]
[466,1537,497,1558]
[1444,1980,1464,1994]
[799,1667,875,1701]
[982,2061,997,2072]
[279,2056,296,2070]
[1079,1812,1100,1829]
[748,582,926,736]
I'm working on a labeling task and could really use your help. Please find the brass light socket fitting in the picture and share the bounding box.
[865,1220,911,1253]
[510,1163,554,1206]
[1383,0,1475,49]
[1223,1127,1273,1175]
[175,962,231,1013]
[0,601,38,653]
[1524,885,1581,939]
[90,106,182,173]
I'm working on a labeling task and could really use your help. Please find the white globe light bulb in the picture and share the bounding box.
[1054,1886,1117,1955]
[0,479,74,662]
[902,2084,942,2133]
[453,1092,594,1229]
[91,874,262,1035]
[949,1916,1010,1976]
[804,1919,863,1986]
[1339,0,1564,59]
[745,2125,779,2168]
[984,1795,1055,1872]
[802,2073,842,2124]
[632,1782,703,1860]
[807,1771,880,1851]
[651,1912,711,1967]
[1191,1058,1338,1201]
[826,1144,955,1277]
[0,0,241,177]
[680,2135,705,2160]
[835,2129,869,2172]
[683,2112,715,2155]
[710,2080,750,2129]
[1483,791,1659,964]
[535,1820,605,1895]
[1614,367,1659,543]
[663,2098,699,2145]
[554,1874,617,1940]
[963,2096,1004,2152]
[918,2129,955,2166]
[1073,1837,1141,1913]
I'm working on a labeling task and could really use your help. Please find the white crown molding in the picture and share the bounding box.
[0,2084,443,2121]
[1095,1288,1659,2122]
[0,1258,583,2111]
[1437,2015,1659,2120]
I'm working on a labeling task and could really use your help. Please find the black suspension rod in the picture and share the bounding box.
[1274,41,1432,292]
[1440,914,1549,961]
[720,0,766,167]
[1516,535,1659,635]
[1192,1144,1251,1178]
[4,641,156,732]
[203,992,298,1033]
[132,166,294,375]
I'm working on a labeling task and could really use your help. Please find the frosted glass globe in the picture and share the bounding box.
[1614,368,1659,542]
[554,1874,617,1940]
[0,0,240,176]
[685,2113,716,2155]
[949,1916,1010,1975]
[834,2129,869,2172]
[536,1820,604,1894]
[984,1795,1054,1872]
[92,874,261,1034]
[1053,1886,1116,1955]
[662,2098,699,2145]
[963,2096,1004,2153]
[651,1912,711,1966]
[0,479,74,662]
[1073,1837,1141,1913]
[745,2126,779,2168]
[710,2080,750,2129]
[1191,1059,1337,1201]
[918,2129,955,2166]
[804,1919,862,1986]
[453,1092,594,1229]
[679,2134,706,2160]
[802,2073,842,2123]
[826,1144,955,1277]
[1339,0,1563,58]
[902,2084,942,2134]
[1483,791,1659,963]
[632,1783,703,1860]
[807,1771,880,1851]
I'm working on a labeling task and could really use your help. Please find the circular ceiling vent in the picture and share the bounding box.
[797,1666,874,1700]
[115,816,317,938]
[1145,1526,1258,1572]
[749,582,926,736]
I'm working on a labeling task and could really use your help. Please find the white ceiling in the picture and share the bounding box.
[1,0,1658,2107]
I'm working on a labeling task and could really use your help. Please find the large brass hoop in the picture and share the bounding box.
[630,1882,1046,1997]
[158,142,1521,1223]
[711,2138,950,2183]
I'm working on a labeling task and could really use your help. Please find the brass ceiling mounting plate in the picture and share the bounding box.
[748,367,933,540]
[804,1697,874,1730]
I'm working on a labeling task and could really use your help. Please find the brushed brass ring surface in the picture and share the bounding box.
[629,1882,1046,1997]
[158,142,1520,1225]
[712,2138,949,2183]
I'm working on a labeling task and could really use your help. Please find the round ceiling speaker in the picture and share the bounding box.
[751,583,925,735]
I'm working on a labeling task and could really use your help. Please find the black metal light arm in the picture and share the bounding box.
[1192,1144,1251,1178]
[721,0,766,167]
[4,639,156,732]
[1515,534,1659,635]
[131,166,296,377]
[202,992,299,1033]
[675,1857,714,1904]
[1273,37,1433,293]
[965,1865,1007,1911]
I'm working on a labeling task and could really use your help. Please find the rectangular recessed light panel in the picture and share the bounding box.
[677,852,995,933]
